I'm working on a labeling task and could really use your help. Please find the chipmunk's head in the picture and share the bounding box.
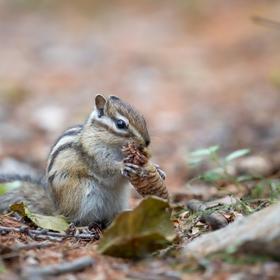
[84,94,150,148]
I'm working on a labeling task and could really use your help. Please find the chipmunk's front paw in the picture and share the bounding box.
[154,164,166,180]
[121,163,148,178]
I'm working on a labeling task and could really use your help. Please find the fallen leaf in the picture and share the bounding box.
[191,227,200,235]
[10,202,27,216]
[10,202,69,232]
[98,196,176,258]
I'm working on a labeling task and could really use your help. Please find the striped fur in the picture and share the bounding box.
[47,125,82,174]
[106,96,150,146]
[86,96,150,147]
[1,95,150,226]
[45,95,151,225]
[46,121,130,225]
[49,125,83,154]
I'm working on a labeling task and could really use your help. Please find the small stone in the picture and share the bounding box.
[235,156,273,176]
[32,106,66,132]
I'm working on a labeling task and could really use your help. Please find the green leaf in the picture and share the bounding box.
[10,202,69,232]
[189,146,219,158]
[0,181,22,195]
[201,168,225,182]
[187,157,205,166]
[269,180,280,199]
[225,245,238,254]
[0,264,6,274]
[250,183,266,198]
[187,146,220,167]
[225,149,250,162]
[98,196,176,259]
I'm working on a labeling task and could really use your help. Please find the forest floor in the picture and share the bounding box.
[0,1,280,279]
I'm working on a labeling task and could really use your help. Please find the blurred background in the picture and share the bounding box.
[0,0,279,191]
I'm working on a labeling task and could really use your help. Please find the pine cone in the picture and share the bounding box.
[122,142,149,166]
[122,142,169,200]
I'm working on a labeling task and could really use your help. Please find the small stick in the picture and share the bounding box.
[28,233,64,242]
[1,241,53,259]
[0,226,98,241]
[252,16,280,30]
[22,256,94,280]
[13,241,52,251]
[186,200,207,212]
[126,270,181,280]
[186,200,228,230]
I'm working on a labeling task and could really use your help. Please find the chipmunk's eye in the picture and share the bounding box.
[116,119,128,130]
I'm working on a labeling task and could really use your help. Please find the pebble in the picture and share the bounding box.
[235,156,273,176]
[32,106,66,132]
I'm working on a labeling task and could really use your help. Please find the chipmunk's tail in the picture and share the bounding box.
[0,175,55,215]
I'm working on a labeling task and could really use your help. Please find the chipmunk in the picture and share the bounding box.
[0,95,153,227]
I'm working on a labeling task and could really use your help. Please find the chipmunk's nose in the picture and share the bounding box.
[145,139,150,147]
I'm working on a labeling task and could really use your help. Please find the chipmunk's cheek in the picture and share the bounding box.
[134,136,147,148]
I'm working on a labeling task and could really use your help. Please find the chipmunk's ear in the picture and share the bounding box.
[95,94,107,117]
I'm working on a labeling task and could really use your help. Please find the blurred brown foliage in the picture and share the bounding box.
[0,0,279,189]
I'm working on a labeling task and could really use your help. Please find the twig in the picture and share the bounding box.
[252,16,280,30]
[28,233,64,242]
[127,270,181,280]
[0,225,99,241]
[22,256,94,280]
[13,241,52,251]
[1,241,53,259]
[186,200,228,230]
[126,270,180,280]
[186,200,207,212]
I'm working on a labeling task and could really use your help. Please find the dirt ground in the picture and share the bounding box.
[0,1,279,279]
